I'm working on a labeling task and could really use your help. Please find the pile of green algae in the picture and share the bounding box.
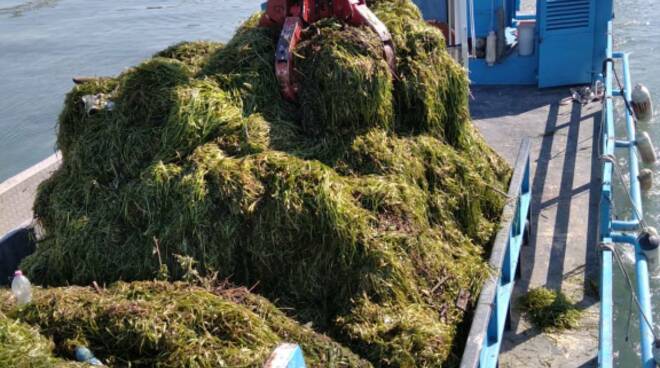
[3,0,511,366]
[0,280,369,367]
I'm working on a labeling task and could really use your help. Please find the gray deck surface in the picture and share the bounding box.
[471,86,601,368]
[0,153,61,236]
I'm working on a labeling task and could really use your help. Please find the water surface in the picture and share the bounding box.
[0,0,261,181]
[611,0,660,365]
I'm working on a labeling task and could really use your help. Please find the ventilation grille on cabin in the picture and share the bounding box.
[545,0,591,31]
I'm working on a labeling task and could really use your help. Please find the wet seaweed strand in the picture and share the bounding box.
[21,1,511,366]
[0,281,369,367]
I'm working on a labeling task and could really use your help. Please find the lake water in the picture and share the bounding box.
[0,0,261,181]
[1,0,658,366]
[610,0,660,366]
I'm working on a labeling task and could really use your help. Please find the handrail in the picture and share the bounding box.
[599,20,655,368]
[598,20,615,368]
[460,137,532,368]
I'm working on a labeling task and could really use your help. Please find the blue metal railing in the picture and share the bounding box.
[264,344,307,368]
[599,20,655,368]
[598,20,616,368]
[460,138,532,368]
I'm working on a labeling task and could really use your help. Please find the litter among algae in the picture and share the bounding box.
[0,312,83,367]
[0,280,369,367]
[14,0,511,366]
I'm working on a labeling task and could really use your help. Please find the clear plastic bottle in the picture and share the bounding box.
[11,270,32,305]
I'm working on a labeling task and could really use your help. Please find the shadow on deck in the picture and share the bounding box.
[471,86,601,368]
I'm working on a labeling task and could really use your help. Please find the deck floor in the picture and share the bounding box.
[471,86,601,368]
[0,153,60,236]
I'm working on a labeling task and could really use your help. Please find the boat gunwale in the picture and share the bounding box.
[460,137,532,368]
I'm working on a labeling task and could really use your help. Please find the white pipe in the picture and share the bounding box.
[448,0,454,45]
[454,0,462,48]
[460,0,469,68]
[469,0,476,57]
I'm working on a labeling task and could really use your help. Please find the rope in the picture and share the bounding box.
[610,62,652,192]
[600,54,658,348]
[600,154,649,230]
[612,65,639,125]
[599,59,650,231]
[601,242,658,341]
[625,286,634,343]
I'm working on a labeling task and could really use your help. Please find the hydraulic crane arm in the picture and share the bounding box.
[260,0,396,101]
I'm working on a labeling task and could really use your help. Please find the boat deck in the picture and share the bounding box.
[0,153,60,236]
[0,86,604,367]
[471,86,601,368]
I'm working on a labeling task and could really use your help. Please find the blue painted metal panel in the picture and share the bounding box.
[472,1,498,37]
[470,52,537,85]
[467,0,611,87]
[265,344,307,368]
[471,0,517,37]
[412,0,448,23]
[286,347,306,368]
[538,0,596,87]
[592,0,613,80]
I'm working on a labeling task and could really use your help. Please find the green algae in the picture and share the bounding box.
[23,1,511,366]
[296,20,394,137]
[0,281,368,367]
[0,312,82,367]
[154,41,224,73]
[520,287,582,332]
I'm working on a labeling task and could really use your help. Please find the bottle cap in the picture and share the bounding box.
[14,270,22,276]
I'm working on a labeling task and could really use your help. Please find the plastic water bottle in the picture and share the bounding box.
[11,270,32,305]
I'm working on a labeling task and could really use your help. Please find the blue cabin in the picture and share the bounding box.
[413,0,614,87]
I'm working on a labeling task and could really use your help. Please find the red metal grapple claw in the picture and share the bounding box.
[275,17,303,101]
[260,0,397,101]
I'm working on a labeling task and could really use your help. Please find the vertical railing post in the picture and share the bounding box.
[460,138,532,368]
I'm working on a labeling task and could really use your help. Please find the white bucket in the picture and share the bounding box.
[518,21,536,56]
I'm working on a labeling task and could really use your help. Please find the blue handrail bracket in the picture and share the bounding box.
[461,138,532,368]
[598,20,656,368]
[264,344,307,368]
